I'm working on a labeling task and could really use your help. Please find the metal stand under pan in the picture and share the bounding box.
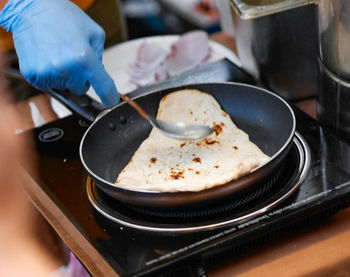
[87,132,310,234]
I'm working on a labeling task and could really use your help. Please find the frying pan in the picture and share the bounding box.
[79,82,295,208]
[5,67,295,208]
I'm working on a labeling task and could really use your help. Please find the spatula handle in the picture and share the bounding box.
[118,93,148,119]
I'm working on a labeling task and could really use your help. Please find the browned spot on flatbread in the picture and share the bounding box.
[190,111,193,115]
[180,142,186,147]
[214,165,219,168]
[213,124,223,136]
[170,169,185,180]
[150,157,157,163]
[195,171,200,174]
[205,138,219,145]
[233,146,238,150]
[192,157,201,163]
[160,95,168,102]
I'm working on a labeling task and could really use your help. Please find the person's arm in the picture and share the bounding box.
[0,77,60,276]
[0,0,119,107]
[0,0,8,11]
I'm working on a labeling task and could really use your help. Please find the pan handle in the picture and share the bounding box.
[4,67,105,122]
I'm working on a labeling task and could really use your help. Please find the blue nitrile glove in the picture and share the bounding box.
[0,0,119,107]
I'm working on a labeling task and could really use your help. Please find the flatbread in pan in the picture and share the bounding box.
[115,89,269,192]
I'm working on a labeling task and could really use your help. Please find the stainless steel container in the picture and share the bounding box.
[318,0,350,79]
[230,0,318,100]
[317,0,350,141]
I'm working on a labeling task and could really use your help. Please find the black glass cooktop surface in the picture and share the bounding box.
[23,107,350,276]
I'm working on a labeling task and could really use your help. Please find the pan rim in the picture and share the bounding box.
[79,82,296,194]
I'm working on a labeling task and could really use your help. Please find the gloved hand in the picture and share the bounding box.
[0,0,119,107]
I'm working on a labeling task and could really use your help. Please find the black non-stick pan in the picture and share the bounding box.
[79,82,295,208]
[5,68,295,209]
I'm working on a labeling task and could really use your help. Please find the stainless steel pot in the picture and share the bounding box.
[230,0,318,101]
[317,0,350,141]
[230,0,350,141]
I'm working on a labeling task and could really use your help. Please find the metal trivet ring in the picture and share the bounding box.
[123,162,286,220]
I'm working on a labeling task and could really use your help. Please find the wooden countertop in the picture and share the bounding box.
[14,32,350,277]
[211,209,350,277]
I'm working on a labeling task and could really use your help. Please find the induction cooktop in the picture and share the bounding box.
[22,104,350,276]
